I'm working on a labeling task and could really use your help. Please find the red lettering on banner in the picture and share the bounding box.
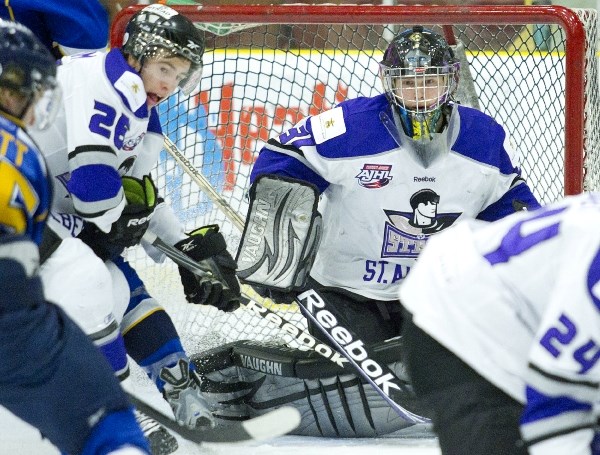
[194,81,348,191]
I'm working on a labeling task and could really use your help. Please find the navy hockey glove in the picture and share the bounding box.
[78,175,161,261]
[174,225,240,312]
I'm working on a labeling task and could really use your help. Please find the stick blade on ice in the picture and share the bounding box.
[128,393,300,444]
[238,406,301,441]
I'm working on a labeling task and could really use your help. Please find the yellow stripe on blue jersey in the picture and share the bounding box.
[0,116,52,244]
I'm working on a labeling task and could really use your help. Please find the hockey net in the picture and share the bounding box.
[110,4,600,355]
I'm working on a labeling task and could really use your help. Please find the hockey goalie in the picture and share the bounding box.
[187,174,431,437]
[181,23,540,437]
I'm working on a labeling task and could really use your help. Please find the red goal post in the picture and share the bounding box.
[110,4,599,350]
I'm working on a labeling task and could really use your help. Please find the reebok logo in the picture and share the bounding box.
[413,176,435,183]
[126,212,154,227]
[298,289,402,397]
[244,299,348,368]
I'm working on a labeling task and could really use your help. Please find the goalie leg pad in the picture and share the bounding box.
[236,175,322,292]
[193,338,431,437]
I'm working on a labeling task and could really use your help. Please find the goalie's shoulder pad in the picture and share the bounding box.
[309,106,346,145]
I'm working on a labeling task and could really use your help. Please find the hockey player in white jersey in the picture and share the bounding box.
[30,5,241,454]
[194,26,540,437]
[399,192,600,455]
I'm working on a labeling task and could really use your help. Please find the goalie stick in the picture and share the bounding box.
[294,289,429,424]
[142,229,429,424]
[127,392,300,443]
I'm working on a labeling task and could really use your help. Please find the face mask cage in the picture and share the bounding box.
[380,63,459,114]
[0,65,60,130]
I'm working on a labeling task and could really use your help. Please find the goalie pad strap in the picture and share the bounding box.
[236,175,322,292]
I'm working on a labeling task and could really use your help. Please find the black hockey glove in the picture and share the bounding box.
[174,225,240,312]
[78,175,161,261]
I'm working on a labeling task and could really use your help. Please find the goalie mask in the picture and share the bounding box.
[122,4,205,95]
[0,19,61,130]
[379,26,459,139]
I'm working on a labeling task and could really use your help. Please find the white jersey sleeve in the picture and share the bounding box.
[400,193,600,455]
[521,211,600,454]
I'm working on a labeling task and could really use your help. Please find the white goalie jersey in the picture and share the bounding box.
[400,192,600,454]
[251,94,539,301]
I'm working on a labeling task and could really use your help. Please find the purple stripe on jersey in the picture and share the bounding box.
[451,105,519,175]
[148,107,163,135]
[67,165,121,202]
[484,207,565,265]
[105,49,132,90]
[104,49,149,119]
[279,123,316,148]
[521,385,591,425]
[587,249,600,313]
[250,150,329,191]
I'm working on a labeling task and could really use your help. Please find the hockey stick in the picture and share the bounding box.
[163,135,245,231]
[163,135,295,313]
[127,392,300,443]
[294,289,429,424]
[142,230,348,368]
[142,230,428,424]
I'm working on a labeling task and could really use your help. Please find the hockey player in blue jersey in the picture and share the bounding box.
[0,19,149,455]
[0,0,110,57]
[400,192,600,455]
[194,26,541,437]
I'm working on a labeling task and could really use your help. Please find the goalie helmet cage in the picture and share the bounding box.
[111,4,600,353]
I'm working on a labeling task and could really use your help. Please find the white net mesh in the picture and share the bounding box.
[115,7,600,356]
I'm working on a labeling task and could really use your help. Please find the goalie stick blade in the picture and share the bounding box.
[127,393,300,444]
[237,406,301,441]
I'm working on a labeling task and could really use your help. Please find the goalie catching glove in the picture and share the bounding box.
[174,225,240,312]
[78,175,161,261]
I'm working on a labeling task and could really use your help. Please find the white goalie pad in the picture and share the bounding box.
[236,175,322,292]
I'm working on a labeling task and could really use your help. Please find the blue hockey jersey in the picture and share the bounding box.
[0,115,52,245]
[0,0,108,55]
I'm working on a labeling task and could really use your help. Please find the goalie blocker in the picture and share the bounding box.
[236,175,322,291]
[191,337,432,437]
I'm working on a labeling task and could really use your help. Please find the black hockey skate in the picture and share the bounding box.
[135,409,178,455]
